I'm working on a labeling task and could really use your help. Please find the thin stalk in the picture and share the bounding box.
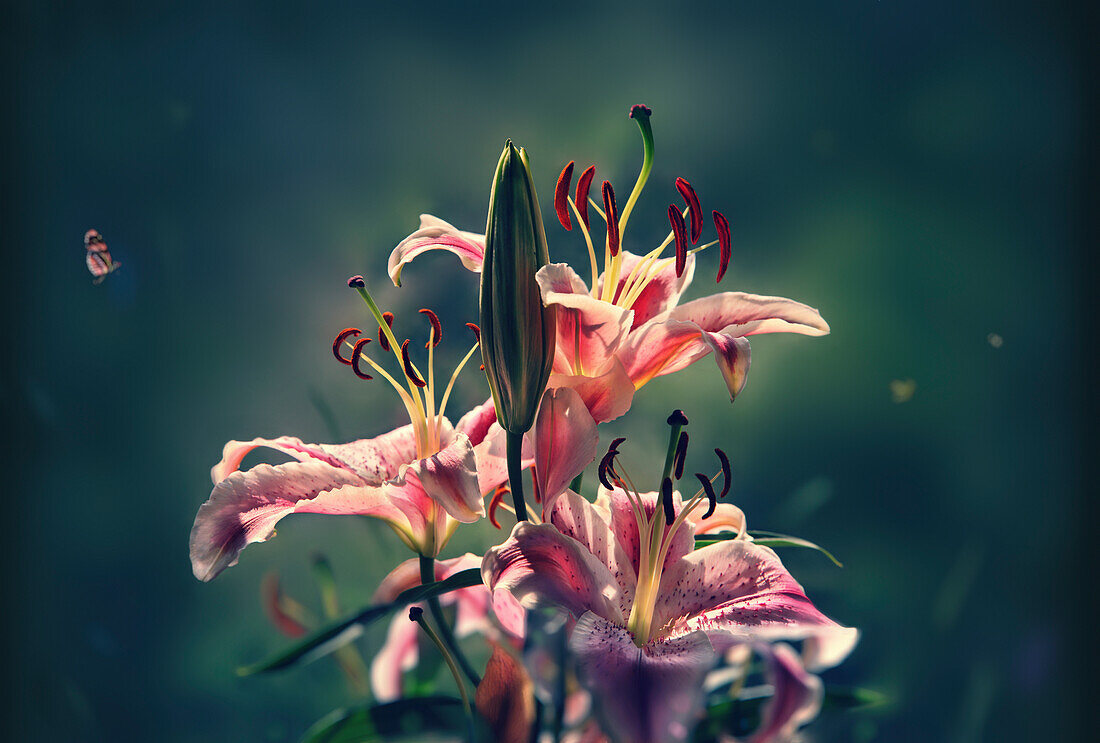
[419,555,482,687]
[409,606,475,742]
[507,431,529,521]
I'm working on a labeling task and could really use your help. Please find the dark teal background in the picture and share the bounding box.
[2,1,1088,741]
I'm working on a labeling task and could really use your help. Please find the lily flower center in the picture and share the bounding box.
[334,275,480,462]
[600,411,731,647]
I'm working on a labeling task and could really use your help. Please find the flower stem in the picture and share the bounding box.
[419,555,482,687]
[507,431,529,521]
[408,606,474,741]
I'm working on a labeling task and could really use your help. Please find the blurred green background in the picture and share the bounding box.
[2,1,1087,741]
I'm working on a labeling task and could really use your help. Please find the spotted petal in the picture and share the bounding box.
[483,522,625,627]
[570,612,715,743]
[190,461,409,582]
[387,214,485,287]
[656,540,855,650]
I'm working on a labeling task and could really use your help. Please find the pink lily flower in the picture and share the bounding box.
[386,106,828,412]
[190,290,510,582]
[369,553,504,701]
[482,479,856,743]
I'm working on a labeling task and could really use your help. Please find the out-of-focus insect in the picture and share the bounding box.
[84,229,121,285]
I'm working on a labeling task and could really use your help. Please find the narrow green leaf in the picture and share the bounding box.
[823,685,890,710]
[300,696,473,743]
[237,568,483,676]
[694,530,843,567]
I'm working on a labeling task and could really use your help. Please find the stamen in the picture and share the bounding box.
[598,437,626,490]
[378,311,394,351]
[465,322,481,345]
[487,484,508,529]
[675,178,702,245]
[713,210,731,283]
[660,476,675,523]
[602,181,619,256]
[400,340,427,388]
[695,473,717,518]
[667,410,689,427]
[347,275,366,289]
[555,161,574,231]
[419,308,442,348]
[575,165,596,230]
[332,327,361,365]
[668,205,688,278]
[715,448,731,498]
[351,338,374,380]
[673,431,689,480]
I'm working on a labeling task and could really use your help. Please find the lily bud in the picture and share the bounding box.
[480,140,557,435]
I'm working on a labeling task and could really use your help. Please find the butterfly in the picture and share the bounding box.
[84,229,121,285]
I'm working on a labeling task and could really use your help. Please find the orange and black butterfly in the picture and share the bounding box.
[84,229,121,285]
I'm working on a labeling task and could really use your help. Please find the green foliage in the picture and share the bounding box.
[695,530,843,567]
[237,568,483,676]
[300,696,490,743]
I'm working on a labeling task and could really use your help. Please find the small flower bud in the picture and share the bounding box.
[479,140,557,435]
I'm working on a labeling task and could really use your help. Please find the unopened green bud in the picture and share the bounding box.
[479,140,557,435]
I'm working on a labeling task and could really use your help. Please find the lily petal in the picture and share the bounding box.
[397,433,484,522]
[537,263,634,375]
[548,490,637,621]
[669,292,829,338]
[604,250,696,329]
[534,388,598,518]
[387,214,485,287]
[750,643,823,743]
[595,486,695,579]
[570,612,715,743]
[473,421,534,496]
[686,502,748,539]
[656,541,854,647]
[190,461,408,582]
[483,522,625,626]
[800,627,860,672]
[700,334,751,402]
[455,397,498,447]
[371,606,421,701]
[548,359,635,424]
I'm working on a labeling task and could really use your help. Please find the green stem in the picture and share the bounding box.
[409,606,474,739]
[419,555,482,687]
[507,431,529,521]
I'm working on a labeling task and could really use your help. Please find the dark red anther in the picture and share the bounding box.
[667,410,689,427]
[598,438,628,490]
[400,340,427,388]
[673,431,689,480]
[378,311,394,351]
[661,477,675,523]
[332,327,361,365]
[608,436,626,453]
[409,606,424,622]
[668,205,688,278]
[602,181,619,256]
[715,448,731,498]
[575,165,596,230]
[487,484,509,529]
[347,275,365,289]
[713,210,731,283]
[675,178,702,245]
[419,308,442,348]
[695,473,717,519]
[351,338,374,380]
[555,161,574,231]
[629,104,652,119]
[466,322,481,345]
